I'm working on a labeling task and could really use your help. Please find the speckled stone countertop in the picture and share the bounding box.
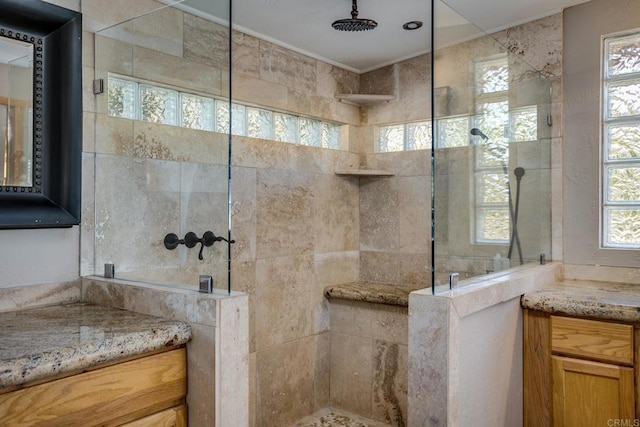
[324,281,424,307]
[521,280,640,323]
[0,302,191,389]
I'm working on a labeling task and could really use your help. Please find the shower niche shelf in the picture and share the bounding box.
[334,169,394,177]
[334,93,396,106]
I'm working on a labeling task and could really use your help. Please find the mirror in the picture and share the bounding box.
[0,0,82,229]
[1,37,33,187]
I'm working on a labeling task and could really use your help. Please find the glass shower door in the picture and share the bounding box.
[89,0,233,293]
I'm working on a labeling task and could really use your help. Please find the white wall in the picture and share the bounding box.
[0,0,82,290]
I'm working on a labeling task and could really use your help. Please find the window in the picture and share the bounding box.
[107,75,341,150]
[602,32,640,248]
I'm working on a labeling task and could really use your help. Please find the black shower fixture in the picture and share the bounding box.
[332,0,378,32]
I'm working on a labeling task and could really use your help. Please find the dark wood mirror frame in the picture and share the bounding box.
[0,0,81,229]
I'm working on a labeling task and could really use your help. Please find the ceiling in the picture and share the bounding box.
[178,0,591,74]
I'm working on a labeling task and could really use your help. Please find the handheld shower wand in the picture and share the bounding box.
[470,128,489,141]
[507,167,525,265]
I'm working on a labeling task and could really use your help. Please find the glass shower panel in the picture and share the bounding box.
[92,1,232,293]
[432,0,552,293]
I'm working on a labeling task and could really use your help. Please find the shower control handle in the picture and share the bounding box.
[163,231,236,261]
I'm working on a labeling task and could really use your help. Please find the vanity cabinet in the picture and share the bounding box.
[0,348,187,426]
[524,310,638,427]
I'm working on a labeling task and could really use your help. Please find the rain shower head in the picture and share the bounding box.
[332,0,378,32]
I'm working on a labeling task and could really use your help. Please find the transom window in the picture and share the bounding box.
[602,32,640,248]
[107,75,341,150]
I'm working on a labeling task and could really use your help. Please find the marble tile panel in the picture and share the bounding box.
[82,65,96,115]
[186,323,216,426]
[287,90,335,123]
[231,74,289,111]
[0,281,81,313]
[231,261,256,352]
[232,30,260,78]
[372,341,408,427]
[94,154,181,272]
[255,336,318,426]
[184,14,229,69]
[407,292,450,426]
[316,61,360,99]
[313,175,359,253]
[131,122,229,164]
[359,251,403,285]
[217,293,250,427]
[563,265,640,284]
[133,46,222,96]
[83,112,96,153]
[81,278,125,308]
[82,0,165,33]
[329,299,375,338]
[101,6,183,58]
[371,305,409,346]
[94,34,134,78]
[231,136,290,170]
[123,284,194,322]
[230,166,257,262]
[364,151,430,177]
[254,255,316,349]
[360,65,396,96]
[249,351,257,427]
[314,251,360,287]
[255,170,315,259]
[287,145,329,175]
[313,332,331,411]
[398,176,431,254]
[259,41,317,94]
[330,332,373,416]
[45,0,79,11]
[332,101,362,127]
[359,178,399,252]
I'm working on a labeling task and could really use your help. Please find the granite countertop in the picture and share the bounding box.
[521,280,640,323]
[0,302,192,389]
[324,281,425,307]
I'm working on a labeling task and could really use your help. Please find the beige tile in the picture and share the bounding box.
[123,284,193,322]
[259,40,316,94]
[94,115,134,156]
[329,299,374,338]
[359,178,399,252]
[249,351,257,427]
[0,281,80,313]
[398,176,431,254]
[232,30,260,78]
[330,332,373,416]
[186,323,216,426]
[81,278,125,308]
[372,341,408,427]
[94,35,134,78]
[82,0,163,33]
[360,251,403,284]
[316,61,359,99]
[231,136,290,170]
[230,167,257,262]
[255,170,315,259]
[313,332,331,410]
[184,14,229,69]
[231,74,289,111]
[314,251,359,287]
[371,305,409,345]
[255,336,319,426]
[313,175,359,253]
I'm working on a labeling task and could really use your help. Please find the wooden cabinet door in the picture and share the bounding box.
[552,355,635,427]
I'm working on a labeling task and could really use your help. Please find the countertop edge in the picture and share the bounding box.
[0,321,191,389]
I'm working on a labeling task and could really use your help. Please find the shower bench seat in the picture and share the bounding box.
[324,281,425,307]
[322,281,425,425]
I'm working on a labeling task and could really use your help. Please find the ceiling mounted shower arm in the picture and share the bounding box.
[351,0,358,19]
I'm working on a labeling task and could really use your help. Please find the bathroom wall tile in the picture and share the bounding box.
[231,261,256,352]
[287,145,328,175]
[217,293,250,427]
[313,175,359,253]
[82,30,95,69]
[286,90,335,123]
[314,251,359,286]
[230,166,257,262]
[131,122,228,164]
[249,351,257,427]
[94,155,181,273]
[360,251,403,284]
[83,112,96,154]
[371,305,409,346]
[0,281,81,313]
[179,193,228,267]
[364,151,430,177]
[313,332,331,411]
[184,14,229,69]
[407,292,450,426]
[372,341,408,427]
[186,323,217,426]
[563,264,640,284]
[255,170,315,259]
[123,284,194,322]
[329,299,375,338]
[254,255,316,349]
[231,74,289,111]
[232,30,260,78]
[133,46,222,96]
[83,65,96,114]
[360,178,399,252]
[45,0,79,11]
[330,332,373,416]
[94,35,134,79]
[255,336,318,426]
[94,115,134,156]
[81,278,125,308]
[332,101,362,127]
[316,61,360,99]
[360,64,396,96]
[231,136,290,170]
[398,176,431,254]
[399,253,431,287]
[81,0,163,33]
[259,40,316,94]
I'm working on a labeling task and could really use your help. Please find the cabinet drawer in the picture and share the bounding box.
[551,316,633,365]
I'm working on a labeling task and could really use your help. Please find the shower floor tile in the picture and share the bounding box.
[291,407,391,427]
